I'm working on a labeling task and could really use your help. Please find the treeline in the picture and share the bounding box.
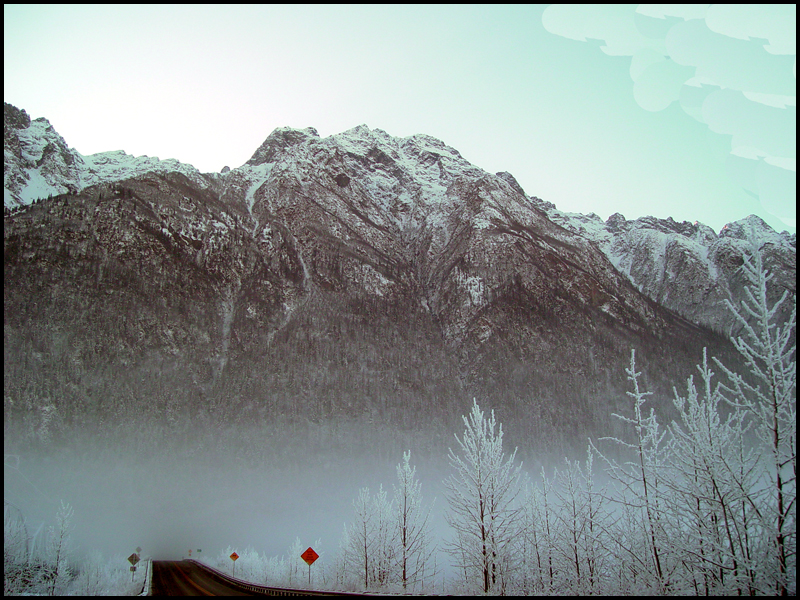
[215,235,795,595]
[4,183,142,218]
[4,498,146,595]
[3,224,794,596]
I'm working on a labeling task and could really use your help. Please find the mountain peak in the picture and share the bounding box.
[246,126,320,166]
[4,102,31,131]
[720,214,790,243]
[4,103,83,206]
[342,123,372,136]
[495,171,527,197]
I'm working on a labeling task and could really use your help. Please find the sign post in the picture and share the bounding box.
[230,551,239,578]
[128,552,140,582]
[300,547,319,586]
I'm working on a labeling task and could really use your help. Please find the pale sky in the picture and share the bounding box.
[4,4,796,233]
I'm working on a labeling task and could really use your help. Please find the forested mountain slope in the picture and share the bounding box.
[4,102,785,459]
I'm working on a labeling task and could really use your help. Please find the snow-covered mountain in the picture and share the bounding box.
[6,101,793,337]
[4,103,209,208]
[542,203,795,334]
[3,102,793,457]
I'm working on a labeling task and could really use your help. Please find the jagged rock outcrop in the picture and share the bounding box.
[544,206,796,335]
[3,104,775,460]
[4,103,84,204]
[247,126,320,166]
[4,102,209,209]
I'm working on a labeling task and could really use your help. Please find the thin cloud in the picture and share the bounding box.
[542,4,796,229]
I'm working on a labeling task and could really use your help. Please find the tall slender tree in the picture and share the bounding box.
[46,501,74,597]
[393,451,436,591]
[344,487,374,589]
[591,350,670,593]
[667,349,761,593]
[714,233,796,595]
[443,399,523,593]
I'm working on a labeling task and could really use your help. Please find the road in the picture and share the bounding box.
[150,561,259,596]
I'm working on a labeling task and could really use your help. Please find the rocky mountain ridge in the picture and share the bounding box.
[5,102,794,337]
[4,103,209,208]
[542,203,795,334]
[3,102,791,459]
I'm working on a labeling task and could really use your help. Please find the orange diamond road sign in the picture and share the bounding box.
[128,553,140,566]
[301,547,319,566]
[230,552,239,561]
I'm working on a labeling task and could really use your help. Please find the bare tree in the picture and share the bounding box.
[714,235,796,595]
[286,537,303,586]
[552,459,587,593]
[393,450,436,591]
[371,485,394,588]
[46,501,74,596]
[443,398,523,593]
[4,501,34,595]
[344,487,374,589]
[339,485,396,590]
[520,480,549,594]
[666,349,761,594]
[591,350,670,593]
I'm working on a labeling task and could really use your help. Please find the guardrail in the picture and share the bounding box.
[139,559,152,597]
[187,559,376,596]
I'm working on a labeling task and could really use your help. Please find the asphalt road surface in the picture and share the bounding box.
[151,561,259,596]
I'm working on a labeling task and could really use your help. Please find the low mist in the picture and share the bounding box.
[4,424,467,568]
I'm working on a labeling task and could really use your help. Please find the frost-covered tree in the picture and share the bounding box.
[72,549,108,596]
[393,450,437,591]
[552,449,608,594]
[521,449,611,595]
[4,502,35,595]
[4,497,79,596]
[520,480,547,594]
[286,536,303,586]
[71,551,145,596]
[45,500,74,596]
[520,468,558,594]
[338,453,436,592]
[343,487,374,589]
[666,348,762,594]
[340,486,392,590]
[444,399,523,594]
[713,235,796,595]
[339,484,397,590]
[591,350,671,593]
[333,523,352,589]
[371,485,395,588]
[552,459,588,594]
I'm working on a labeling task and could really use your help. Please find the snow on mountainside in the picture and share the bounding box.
[7,101,794,462]
[4,102,208,208]
[541,201,796,334]
[229,122,488,233]
[4,99,795,341]
[212,121,619,333]
[4,103,796,340]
